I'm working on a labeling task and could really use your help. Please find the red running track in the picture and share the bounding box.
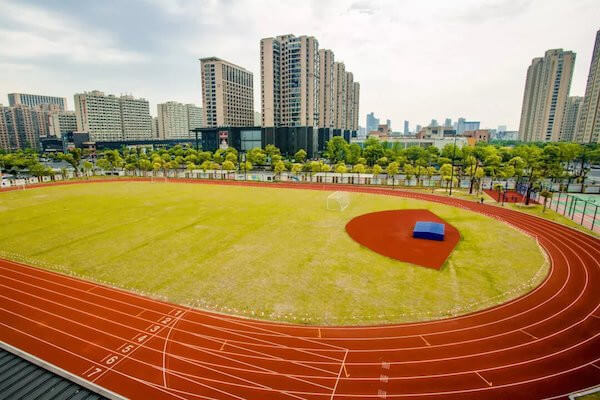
[1,178,599,399]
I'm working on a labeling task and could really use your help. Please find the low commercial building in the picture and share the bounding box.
[352,136,469,150]
[462,129,490,144]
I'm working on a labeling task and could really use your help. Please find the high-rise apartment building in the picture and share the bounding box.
[431,119,438,127]
[253,111,261,126]
[201,57,254,127]
[0,106,8,151]
[119,95,152,141]
[187,104,203,130]
[404,120,409,135]
[48,111,77,138]
[444,118,452,127]
[8,93,67,111]
[366,112,380,132]
[151,117,158,138]
[261,35,319,127]
[518,49,576,142]
[456,118,480,134]
[352,82,360,131]
[262,35,359,132]
[575,29,600,143]
[157,101,189,139]
[345,72,355,130]
[0,105,41,150]
[561,96,583,142]
[157,102,204,139]
[319,49,335,129]
[333,62,347,130]
[74,90,152,141]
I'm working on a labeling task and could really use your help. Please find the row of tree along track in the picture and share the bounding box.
[0,178,599,399]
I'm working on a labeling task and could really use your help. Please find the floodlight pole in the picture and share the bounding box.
[449,133,457,196]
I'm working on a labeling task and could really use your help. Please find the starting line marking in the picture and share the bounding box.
[420,335,431,346]
[220,340,227,351]
[377,389,387,398]
[474,371,493,387]
[591,363,600,371]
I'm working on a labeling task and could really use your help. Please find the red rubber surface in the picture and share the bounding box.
[484,189,538,204]
[1,178,599,400]
[345,209,459,269]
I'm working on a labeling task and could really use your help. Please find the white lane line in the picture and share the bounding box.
[220,340,227,351]
[0,288,343,381]
[0,315,327,398]
[4,217,593,343]
[0,273,345,364]
[330,349,349,400]
[0,297,341,392]
[520,329,538,340]
[591,363,600,371]
[0,262,571,357]
[163,309,187,388]
[92,314,177,384]
[4,288,600,398]
[474,371,492,386]
[0,322,209,400]
[0,260,600,376]
[420,335,431,346]
[168,352,332,396]
[174,345,338,391]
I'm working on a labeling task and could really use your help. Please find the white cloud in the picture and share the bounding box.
[0,0,146,64]
[1,0,598,129]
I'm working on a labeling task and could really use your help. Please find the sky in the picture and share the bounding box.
[0,0,598,131]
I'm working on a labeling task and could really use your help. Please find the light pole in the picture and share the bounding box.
[449,133,458,196]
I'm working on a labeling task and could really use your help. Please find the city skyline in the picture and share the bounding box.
[0,0,598,131]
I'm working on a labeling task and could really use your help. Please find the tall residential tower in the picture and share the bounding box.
[575,29,600,143]
[518,49,576,142]
[200,57,254,127]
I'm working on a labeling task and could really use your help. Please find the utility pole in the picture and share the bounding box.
[449,133,458,196]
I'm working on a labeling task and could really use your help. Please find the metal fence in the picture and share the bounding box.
[547,192,600,233]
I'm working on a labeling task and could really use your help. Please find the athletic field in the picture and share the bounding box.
[0,181,547,325]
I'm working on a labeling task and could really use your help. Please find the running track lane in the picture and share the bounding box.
[1,179,599,400]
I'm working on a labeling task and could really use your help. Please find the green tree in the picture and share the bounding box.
[96,158,111,171]
[363,138,384,166]
[222,160,236,171]
[273,160,286,177]
[439,163,453,192]
[294,149,307,163]
[346,143,362,165]
[403,164,415,185]
[540,189,553,212]
[291,163,303,174]
[82,161,93,177]
[325,137,350,164]
[264,144,281,159]
[352,163,366,174]
[247,147,266,165]
[335,163,348,174]
[372,164,383,175]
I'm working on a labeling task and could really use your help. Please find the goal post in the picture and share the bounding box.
[327,191,350,211]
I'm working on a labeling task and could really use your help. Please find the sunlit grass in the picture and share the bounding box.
[0,181,547,325]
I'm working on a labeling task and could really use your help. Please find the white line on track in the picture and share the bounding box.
[330,349,349,400]
[474,371,492,386]
[163,309,187,388]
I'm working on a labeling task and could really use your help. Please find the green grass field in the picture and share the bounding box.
[0,182,548,325]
